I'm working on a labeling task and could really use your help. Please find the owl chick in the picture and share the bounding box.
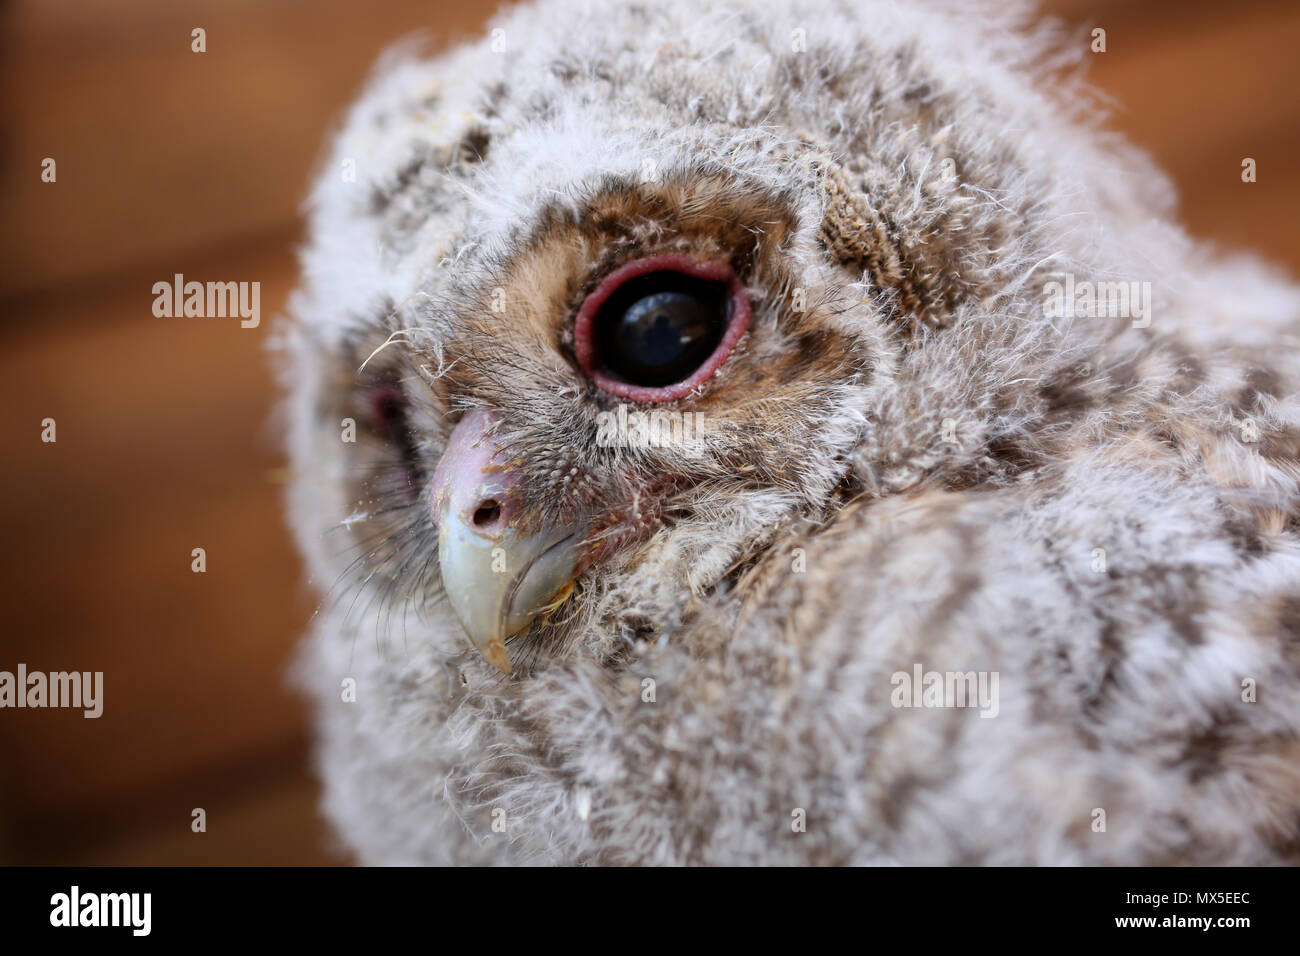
[283,0,1300,864]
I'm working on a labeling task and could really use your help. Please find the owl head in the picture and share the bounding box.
[284,0,1165,675]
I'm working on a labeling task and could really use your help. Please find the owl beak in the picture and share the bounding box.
[431,407,583,674]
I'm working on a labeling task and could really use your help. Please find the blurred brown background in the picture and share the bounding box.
[0,0,1297,865]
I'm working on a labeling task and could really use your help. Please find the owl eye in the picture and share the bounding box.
[366,383,421,495]
[574,254,752,402]
[596,273,726,386]
[369,385,406,440]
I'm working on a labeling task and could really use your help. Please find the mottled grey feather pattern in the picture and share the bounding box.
[283,0,1300,863]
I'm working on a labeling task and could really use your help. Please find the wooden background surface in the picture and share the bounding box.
[1,0,1297,865]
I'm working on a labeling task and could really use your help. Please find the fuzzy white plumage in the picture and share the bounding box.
[282,0,1300,864]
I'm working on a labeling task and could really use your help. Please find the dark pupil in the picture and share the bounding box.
[595,272,728,387]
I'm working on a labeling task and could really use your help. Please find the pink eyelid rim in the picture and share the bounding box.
[572,253,751,403]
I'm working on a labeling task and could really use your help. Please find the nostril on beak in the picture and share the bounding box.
[472,499,502,529]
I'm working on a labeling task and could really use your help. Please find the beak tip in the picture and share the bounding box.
[484,639,512,674]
